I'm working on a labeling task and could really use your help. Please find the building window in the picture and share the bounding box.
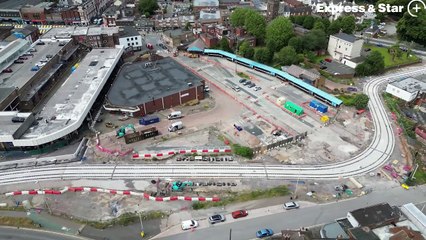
[131,37,133,40]
[128,43,130,46]
[127,38,130,41]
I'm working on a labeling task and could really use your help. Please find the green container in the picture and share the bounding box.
[284,101,304,116]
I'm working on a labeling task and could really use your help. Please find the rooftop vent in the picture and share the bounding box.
[89,61,98,66]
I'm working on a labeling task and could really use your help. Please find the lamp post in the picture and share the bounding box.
[35,180,52,214]
[234,36,239,74]
[139,213,145,238]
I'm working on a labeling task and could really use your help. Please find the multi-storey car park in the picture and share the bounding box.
[0,46,123,150]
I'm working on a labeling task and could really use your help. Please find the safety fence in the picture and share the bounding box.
[132,147,232,159]
[253,132,307,154]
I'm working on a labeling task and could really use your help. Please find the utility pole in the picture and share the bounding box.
[229,228,232,240]
[139,213,145,238]
[35,181,52,214]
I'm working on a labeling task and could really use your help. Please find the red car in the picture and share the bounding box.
[324,58,332,63]
[2,68,13,73]
[232,210,248,219]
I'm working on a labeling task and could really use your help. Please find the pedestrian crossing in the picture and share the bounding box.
[0,24,68,34]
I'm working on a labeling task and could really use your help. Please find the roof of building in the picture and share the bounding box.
[42,26,119,39]
[332,32,358,43]
[6,47,124,147]
[321,222,350,239]
[390,77,426,93]
[349,203,398,227]
[193,0,219,7]
[283,5,312,13]
[348,227,380,240]
[286,64,321,82]
[118,26,140,38]
[107,57,203,107]
[0,87,15,107]
[284,0,303,7]
[0,38,30,72]
[187,38,207,52]
[200,9,221,19]
[372,219,425,240]
[0,111,33,140]
[163,29,192,38]
[0,0,42,10]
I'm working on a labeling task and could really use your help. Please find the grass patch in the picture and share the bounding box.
[0,206,26,211]
[413,162,426,185]
[337,94,357,106]
[192,185,290,210]
[231,144,253,159]
[313,55,331,64]
[319,70,354,85]
[0,216,36,228]
[363,44,420,68]
[383,93,416,139]
[236,72,250,79]
[86,211,168,229]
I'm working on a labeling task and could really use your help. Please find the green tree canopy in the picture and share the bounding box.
[138,0,159,17]
[355,51,385,76]
[340,15,356,34]
[216,38,233,53]
[303,29,328,51]
[353,94,369,110]
[288,36,304,53]
[328,19,341,35]
[274,46,302,66]
[302,16,315,29]
[230,8,251,27]
[238,41,255,59]
[254,47,272,63]
[397,9,426,46]
[244,10,267,40]
[313,21,325,31]
[266,17,294,53]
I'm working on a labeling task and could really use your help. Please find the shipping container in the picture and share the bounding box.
[309,100,319,109]
[317,104,328,113]
[284,101,304,116]
[139,115,160,125]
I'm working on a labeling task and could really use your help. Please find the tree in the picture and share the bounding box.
[397,9,426,46]
[138,0,159,17]
[238,41,255,58]
[389,44,403,61]
[230,8,250,27]
[293,16,306,25]
[244,11,266,40]
[302,16,315,29]
[328,19,341,35]
[353,94,369,110]
[340,16,356,34]
[266,17,294,53]
[274,46,302,66]
[254,47,272,63]
[355,51,385,76]
[313,21,325,31]
[303,29,327,51]
[217,38,233,53]
[320,18,330,32]
[288,36,304,53]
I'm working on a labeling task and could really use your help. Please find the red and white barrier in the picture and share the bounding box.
[133,147,232,159]
[4,187,220,202]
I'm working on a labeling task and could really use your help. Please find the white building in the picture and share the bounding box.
[118,26,142,51]
[327,32,363,68]
[385,77,426,102]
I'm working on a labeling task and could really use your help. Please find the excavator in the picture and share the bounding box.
[172,181,193,191]
[116,124,136,138]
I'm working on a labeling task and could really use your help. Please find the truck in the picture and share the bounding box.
[167,111,182,120]
[139,115,160,125]
[168,121,183,132]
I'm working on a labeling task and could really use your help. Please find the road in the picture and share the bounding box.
[155,185,426,240]
[1,67,426,185]
[355,35,426,56]
[0,227,89,240]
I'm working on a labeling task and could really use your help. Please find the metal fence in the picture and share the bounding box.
[253,132,307,154]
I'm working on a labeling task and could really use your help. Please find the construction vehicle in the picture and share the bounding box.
[172,181,193,191]
[105,122,118,128]
[116,124,136,138]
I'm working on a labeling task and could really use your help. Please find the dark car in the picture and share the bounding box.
[22,53,34,57]
[36,41,46,45]
[12,117,25,123]
[243,80,252,86]
[232,210,248,219]
[239,79,247,84]
[14,60,24,64]
[376,43,384,47]
[320,66,327,70]
[208,214,225,224]
[324,58,332,62]
[19,56,28,60]
[248,83,256,88]
[256,229,274,238]
[2,68,13,73]
[234,124,243,131]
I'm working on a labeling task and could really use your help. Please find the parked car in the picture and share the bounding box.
[248,83,256,88]
[22,53,34,57]
[204,86,210,92]
[234,124,243,131]
[12,117,25,123]
[36,41,45,45]
[232,210,248,219]
[272,130,282,136]
[14,60,24,64]
[58,42,66,46]
[400,46,408,52]
[2,68,12,73]
[324,58,332,63]
[29,48,37,52]
[181,220,199,230]
[284,201,299,210]
[376,43,384,47]
[18,56,28,60]
[208,214,225,224]
[319,60,325,64]
[243,80,252,86]
[239,79,247,84]
[320,66,327,70]
[347,87,358,92]
[256,229,274,238]
[364,48,371,52]
[254,86,262,91]
[232,86,241,92]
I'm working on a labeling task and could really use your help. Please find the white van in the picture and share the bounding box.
[168,111,182,120]
[181,220,199,230]
[168,121,183,132]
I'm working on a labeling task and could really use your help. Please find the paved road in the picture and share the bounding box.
[0,227,89,240]
[1,67,426,185]
[355,35,426,56]
[155,185,426,240]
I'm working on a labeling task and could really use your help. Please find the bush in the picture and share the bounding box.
[232,144,253,159]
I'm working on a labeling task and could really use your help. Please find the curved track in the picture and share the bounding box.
[1,68,425,185]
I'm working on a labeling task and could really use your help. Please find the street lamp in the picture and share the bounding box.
[35,180,52,214]
[139,213,145,238]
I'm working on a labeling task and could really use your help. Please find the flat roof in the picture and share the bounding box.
[349,203,396,227]
[0,38,30,71]
[0,0,42,10]
[0,39,70,90]
[107,57,203,107]
[390,77,426,93]
[10,47,123,147]
[0,111,32,139]
[42,26,119,39]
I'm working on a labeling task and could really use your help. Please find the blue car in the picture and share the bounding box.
[256,229,274,238]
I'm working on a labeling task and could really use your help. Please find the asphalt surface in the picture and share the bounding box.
[0,227,89,240]
[155,185,426,240]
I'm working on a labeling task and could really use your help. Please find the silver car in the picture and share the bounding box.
[284,201,299,210]
[208,214,226,224]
